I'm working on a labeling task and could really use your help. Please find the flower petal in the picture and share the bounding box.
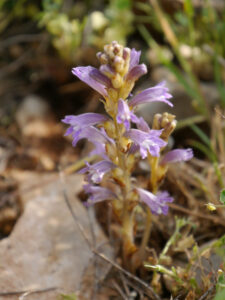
[62,113,108,129]
[126,64,147,81]
[137,188,173,215]
[160,149,193,165]
[126,129,166,158]
[79,160,115,184]
[72,66,111,97]
[71,126,112,147]
[116,99,139,130]
[129,48,141,70]
[83,184,116,206]
[129,81,173,107]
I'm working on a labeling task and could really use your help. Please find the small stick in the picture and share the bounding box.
[0,287,57,296]
[198,283,215,300]
[169,203,225,226]
[112,280,128,300]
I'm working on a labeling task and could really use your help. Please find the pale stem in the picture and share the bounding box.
[139,155,159,261]
[113,117,135,263]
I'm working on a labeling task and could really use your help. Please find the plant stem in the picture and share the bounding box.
[139,156,159,261]
[139,208,152,260]
[113,116,135,264]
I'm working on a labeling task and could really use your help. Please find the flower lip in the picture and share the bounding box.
[129,48,141,70]
[70,126,112,147]
[126,64,147,82]
[72,66,110,97]
[62,113,108,128]
[160,148,193,165]
[137,188,173,215]
[83,184,116,206]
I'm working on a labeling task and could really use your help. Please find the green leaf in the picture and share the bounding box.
[60,294,77,300]
[214,288,225,300]
[220,189,225,205]
[114,0,131,10]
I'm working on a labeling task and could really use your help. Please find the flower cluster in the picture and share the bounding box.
[62,41,193,260]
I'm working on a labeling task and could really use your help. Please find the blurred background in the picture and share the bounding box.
[0,0,225,240]
[1,2,225,298]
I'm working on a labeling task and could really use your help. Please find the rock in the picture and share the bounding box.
[0,173,112,299]
[16,95,50,130]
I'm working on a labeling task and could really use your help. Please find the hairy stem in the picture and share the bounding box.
[113,116,135,265]
[139,155,159,261]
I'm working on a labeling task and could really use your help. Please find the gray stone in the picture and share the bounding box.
[0,173,112,299]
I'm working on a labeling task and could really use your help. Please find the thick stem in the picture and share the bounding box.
[139,156,159,261]
[113,117,135,264]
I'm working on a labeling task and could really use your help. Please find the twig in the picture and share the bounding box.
[0,49,33,79]
[112,280,128,300]
[0,34,44,51]
[59,171,161,300]
[119,273,130,296]
[198,283,216,300]
[0,287,57,296]
[168,203,225,226]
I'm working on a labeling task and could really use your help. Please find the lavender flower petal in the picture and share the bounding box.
[137,188,173,215]
[126,129,167,159]
[72,66,111,97]
[136,117,151,132]
[129,48,141,70]
[129,81,173,108]
[79,160,115,184]
[126,64,147,81]
[83,184,116,206]
[116,99,139,130]
[62,113,108,134]
[71,126,112,147]
[89,141,107,159]
[161,149,193,165]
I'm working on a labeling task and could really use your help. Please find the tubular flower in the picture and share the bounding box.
[160,149,193,165]
[137,188,173,215]
[126,129,167,158]
[83,184,116,206]
[79,160,116,184]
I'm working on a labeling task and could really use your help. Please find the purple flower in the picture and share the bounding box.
[126,129,167,158]
[116,99,139,130]
[72,66,111,97]
[137,188,173,215]
[129,81,173,108]
[79,160,115,184]
[83,184,116,206]
[160,149,193,165]
[62,113,108,136]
